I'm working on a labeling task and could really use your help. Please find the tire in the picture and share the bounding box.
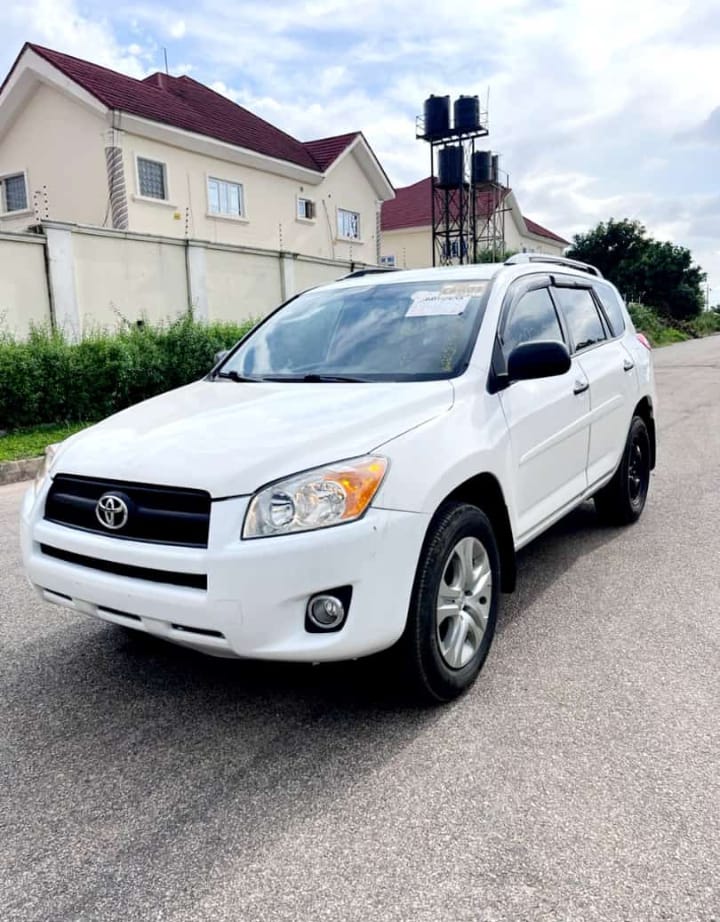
[594,415,651,525]
[398,501,501,703]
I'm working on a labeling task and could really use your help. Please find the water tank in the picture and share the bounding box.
[472,151,493,184]
[454,95,480,133]
[423,95,450,138]
[491,154,501,184]
[438,145,464,188]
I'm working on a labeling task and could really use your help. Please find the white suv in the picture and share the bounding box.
[21,255,656,701]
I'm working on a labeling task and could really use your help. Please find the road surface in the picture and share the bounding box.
[1,336,718,921]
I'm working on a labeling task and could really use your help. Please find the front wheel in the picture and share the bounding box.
[398,501,500,703]
[594,415,651,525]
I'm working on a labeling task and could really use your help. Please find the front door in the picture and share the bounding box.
[497,283,591,542]
[551,282,635,488]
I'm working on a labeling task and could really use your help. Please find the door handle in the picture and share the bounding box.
[573,379,589,395]
[623,359,635,371]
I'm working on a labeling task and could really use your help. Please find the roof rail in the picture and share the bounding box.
[341,267,399,279]
[504,254,603,278]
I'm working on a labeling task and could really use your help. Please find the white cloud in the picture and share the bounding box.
[4,0,147,76]
[169,19,186,39]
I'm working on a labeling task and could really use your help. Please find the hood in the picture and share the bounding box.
[53,379,454,497]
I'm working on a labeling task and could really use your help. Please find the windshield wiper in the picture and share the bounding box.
[215,370,262,382]
[260,374,369,383]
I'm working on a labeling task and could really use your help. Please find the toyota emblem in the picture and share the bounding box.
[95,493,129,530]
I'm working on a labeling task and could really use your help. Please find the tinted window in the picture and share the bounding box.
[221,278,490,382]
[594,283,626,336]
[502,288,564,356]
[554,287,606,351]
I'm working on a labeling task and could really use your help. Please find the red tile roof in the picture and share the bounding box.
[522,216,570,245]
[14,43,362,173]
[381,177,509,231]
[382,175,569,245]
[304,132,360,170]
[381,176,435,231]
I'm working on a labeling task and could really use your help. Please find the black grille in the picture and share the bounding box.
[40,544,207,590]
[45,475,211,548]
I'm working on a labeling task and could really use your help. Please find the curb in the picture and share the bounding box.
[0,457,43,486]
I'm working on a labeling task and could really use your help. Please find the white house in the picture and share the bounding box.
[0,43,394,263]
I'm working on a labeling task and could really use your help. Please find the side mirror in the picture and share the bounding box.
[214,349,229,366]
[507,340,571,382]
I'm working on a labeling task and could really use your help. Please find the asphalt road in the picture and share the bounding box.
[1,336,719,922]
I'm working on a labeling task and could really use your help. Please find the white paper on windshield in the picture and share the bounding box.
[406,290,470,317]
[440,283,488,298]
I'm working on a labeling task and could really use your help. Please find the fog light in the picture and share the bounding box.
[307,594,346,630]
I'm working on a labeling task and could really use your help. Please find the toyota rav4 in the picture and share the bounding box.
[20,255,656,701]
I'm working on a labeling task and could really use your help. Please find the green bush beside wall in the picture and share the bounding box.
[0,314,255,431]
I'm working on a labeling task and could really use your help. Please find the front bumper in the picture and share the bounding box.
[21,484,428,661]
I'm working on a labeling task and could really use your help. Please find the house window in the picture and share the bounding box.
[137,157,167,199]
[1,173,28,213]
[208,178,244,217]
[379,255,396,267]
[297,197,315,220]
[337,208,360,240]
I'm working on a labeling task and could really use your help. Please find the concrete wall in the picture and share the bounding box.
[72,230,190,329]
[0,222,368,338]
[380,226,433,269]
[0,231,51,334]
[205,246,283,323]
[0,82,109,231]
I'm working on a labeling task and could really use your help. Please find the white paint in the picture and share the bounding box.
[279,251,296,300]
[0,230,51,334]
[186,243,209,320]
[44,225,80,339]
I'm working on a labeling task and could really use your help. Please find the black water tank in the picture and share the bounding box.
[438,145,464,188]
[491,154,501,184]
[454,95,480,132]
[424,95,450,138]
[472,151,493,184]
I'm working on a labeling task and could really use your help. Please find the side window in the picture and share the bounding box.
[594,283,626,337]
[553,287,606,352]
[502,288,564,356]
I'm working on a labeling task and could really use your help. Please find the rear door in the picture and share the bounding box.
[495,277,591,541]
[551,278,636,488]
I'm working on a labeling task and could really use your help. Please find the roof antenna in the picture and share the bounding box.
[163,47,169,75]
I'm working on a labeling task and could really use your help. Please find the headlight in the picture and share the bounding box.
[33,442,61,497]
[243,455,388,539]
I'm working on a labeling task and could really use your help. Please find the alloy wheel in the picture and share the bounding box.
[435,536,492,670]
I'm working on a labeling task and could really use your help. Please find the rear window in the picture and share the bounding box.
[594,283,627,337]
[553,287,606,352]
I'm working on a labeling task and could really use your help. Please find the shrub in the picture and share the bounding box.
[0,313,255,431]
[686,310,720,338]
[627,303,689,347]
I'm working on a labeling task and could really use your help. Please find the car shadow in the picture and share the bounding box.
[498,500,626,634]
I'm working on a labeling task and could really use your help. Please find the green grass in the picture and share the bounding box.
[0,421,91,462]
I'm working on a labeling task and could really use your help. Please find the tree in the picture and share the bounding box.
[567,218,705,320]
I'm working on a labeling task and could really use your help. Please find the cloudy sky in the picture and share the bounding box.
[4,0,719,301]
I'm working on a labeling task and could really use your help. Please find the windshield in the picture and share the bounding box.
[217,278,490,382]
